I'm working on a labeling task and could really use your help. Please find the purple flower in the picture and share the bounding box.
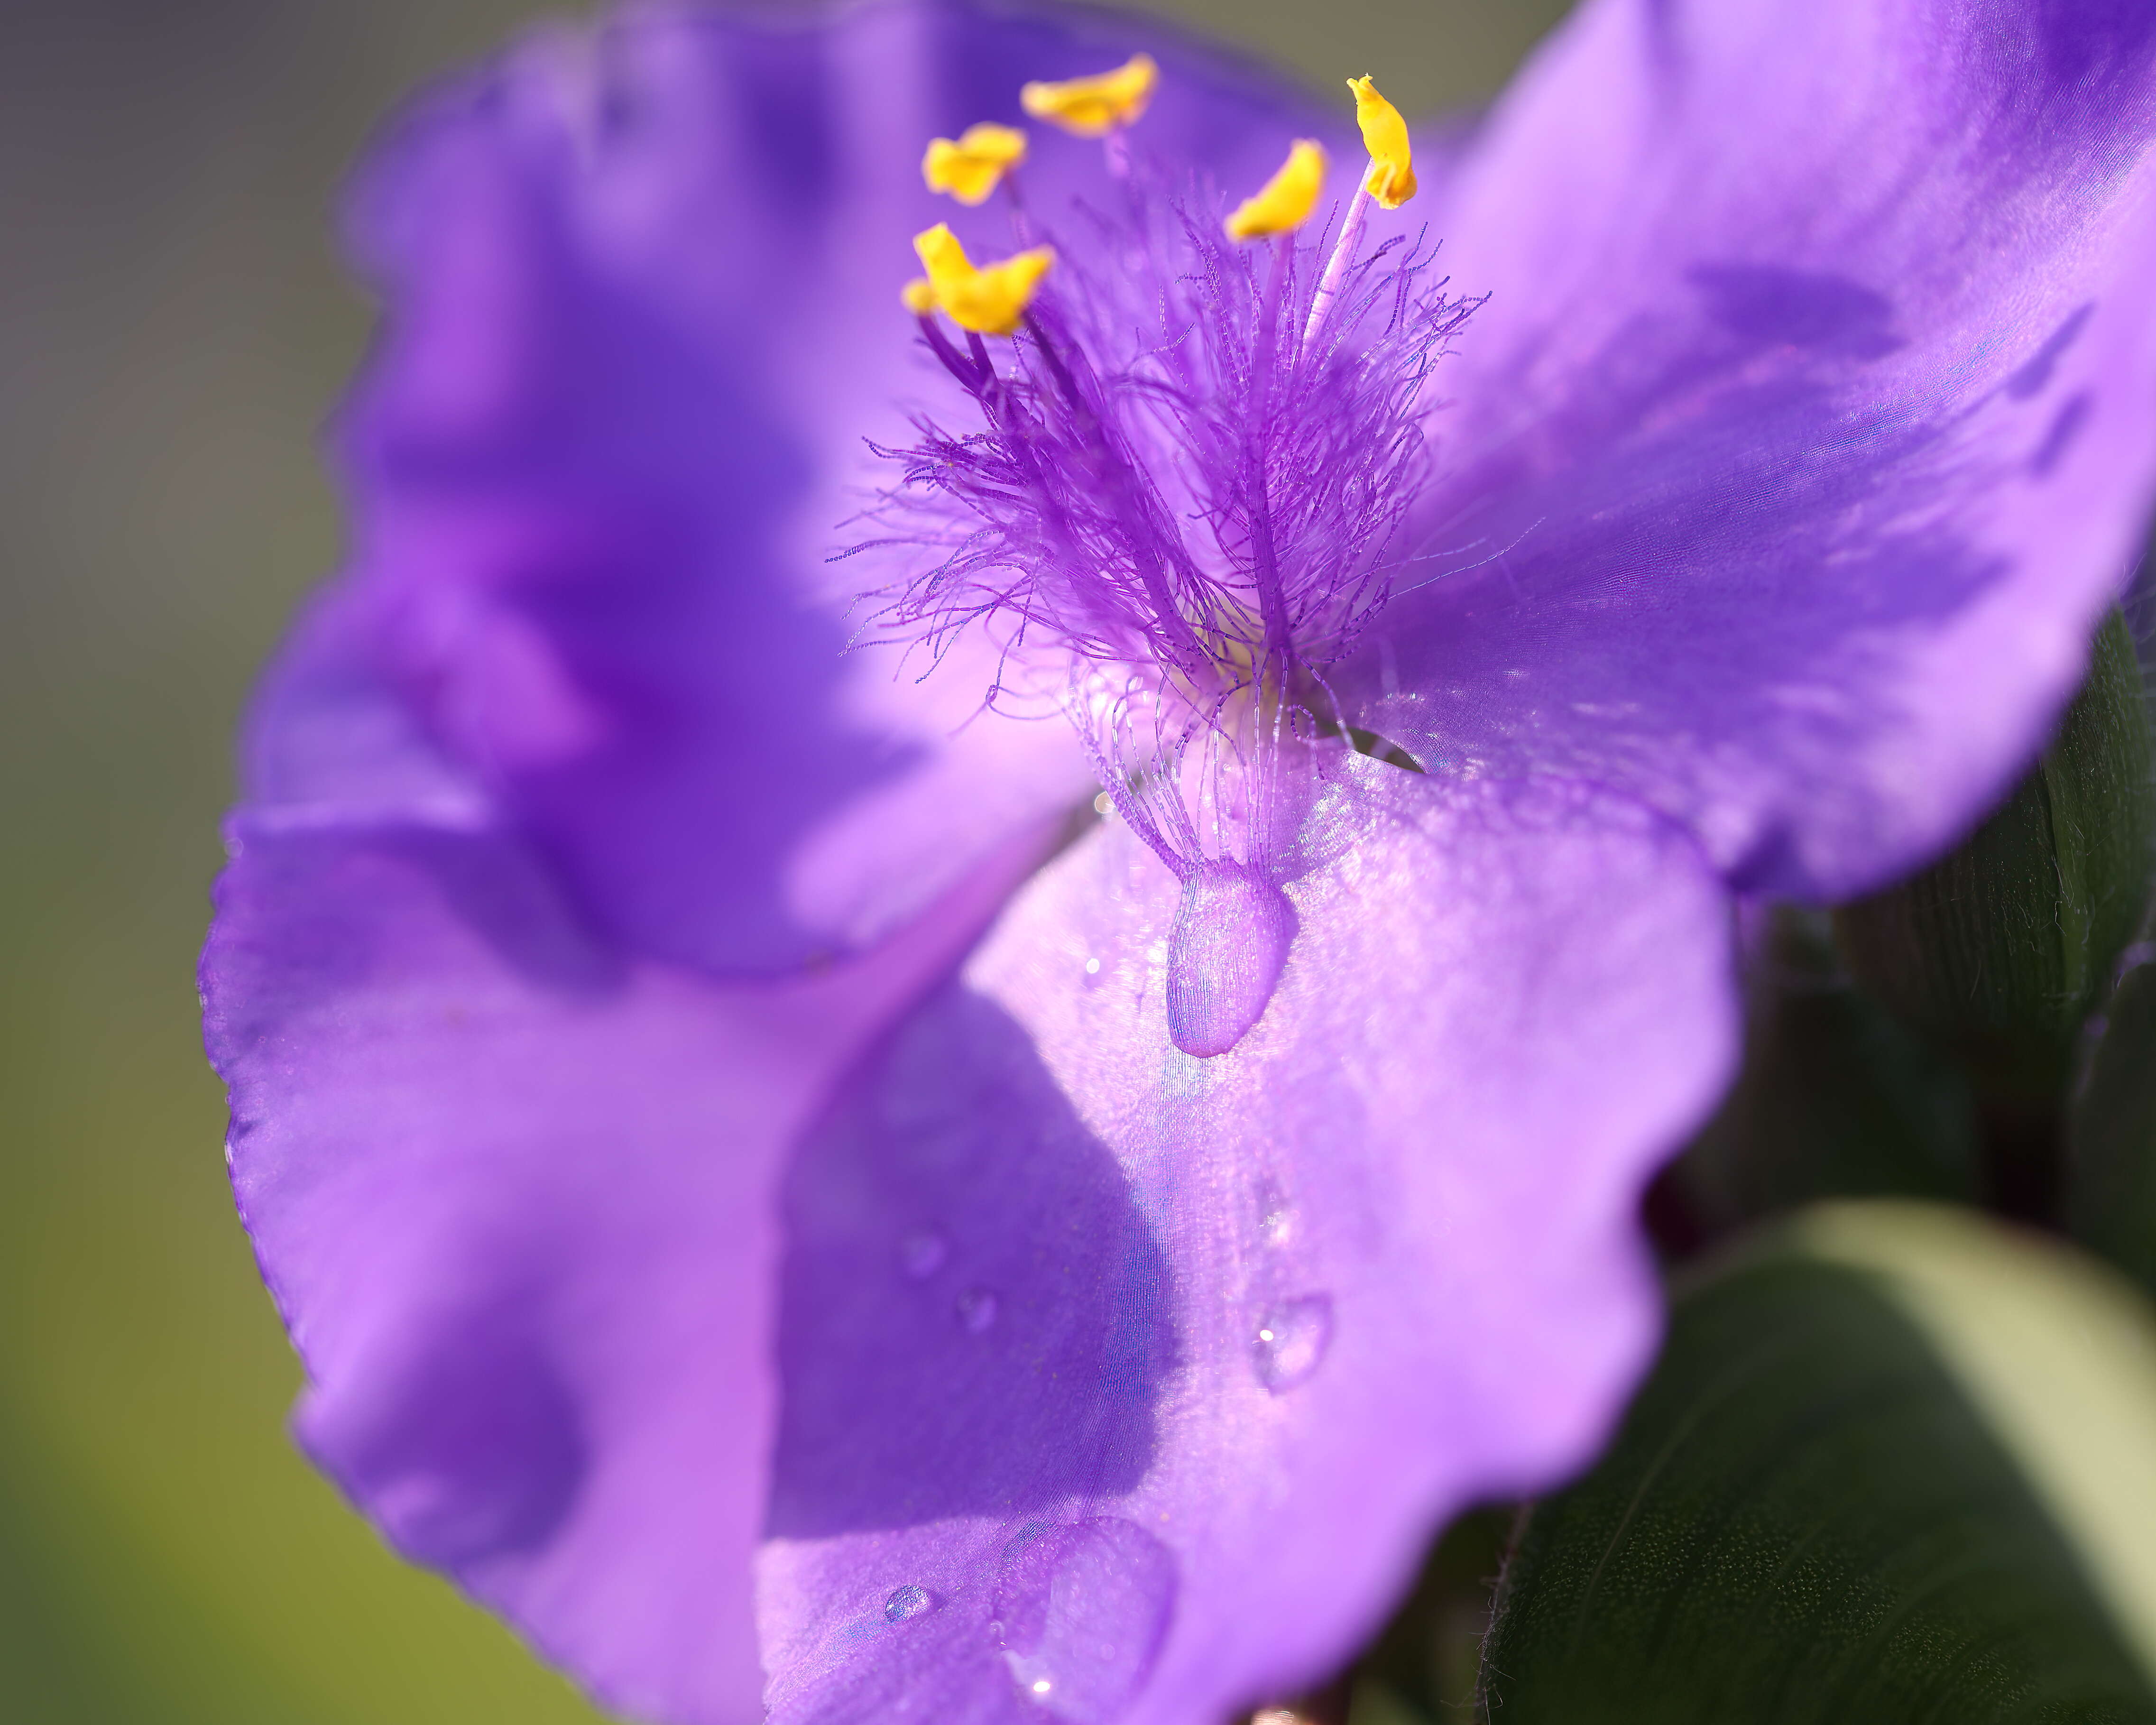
[200,2,2156,1722]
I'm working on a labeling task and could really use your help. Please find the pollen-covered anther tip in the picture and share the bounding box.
[910,222,1053,335]
[1225,138,1328,240]
[901,277,939,316]
[922,121,1028,205]
[1347,74,1417,208]
[1020,53,1157,137]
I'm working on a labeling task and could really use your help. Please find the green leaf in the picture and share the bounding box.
[1672,909,1979,1231]
[2069,953,2156,1294]
[1833,607,2155,1106]
[1481,1202,2156,1724]
[1353,1506,1515,1718]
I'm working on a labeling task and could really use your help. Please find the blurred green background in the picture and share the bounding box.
[0,0,1570,1717]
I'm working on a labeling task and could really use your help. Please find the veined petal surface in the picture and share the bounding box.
[757,760,1736,1725]
[1365,0,2156,899]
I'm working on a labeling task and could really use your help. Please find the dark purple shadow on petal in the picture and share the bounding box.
[767,986,1175,1538]
[1958,3,2156,195]
[2006,303,2095,399]
[2032,390,2095,478]
[2034,0,2156,101]
[348,124,918,979]
[1689,265,1902,360]
[297,1296,588,1569]
[710,25,839,215]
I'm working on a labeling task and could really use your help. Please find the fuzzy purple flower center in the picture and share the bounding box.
[853,159,1472,1052]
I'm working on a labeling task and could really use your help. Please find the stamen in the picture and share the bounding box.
[859,59,1472,1055]
[1225,140,1328,240]
[1347,75,1416,209]
[910,223,1055,335]
[1307,77,1418,344]
[1020,53,1158,136]
[922,121,1028,205]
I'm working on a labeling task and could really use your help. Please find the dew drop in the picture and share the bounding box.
[883,1583,933,1624]
[956,1287,1000,1334]
[1253,1294,1333,1393]
[1164,864,1296,1058]
[899,1230,948,1280]
[991,1518,1178,1723]
[1083,957,1101,976]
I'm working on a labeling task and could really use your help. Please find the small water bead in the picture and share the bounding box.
[1165,863,1297,1058]
[1253,1294,1333,1393]
[883,1584,933,1624]
[1083,957,1101,976]
[991,1518,1178,1723]
[900,1230,949,1280]
[956,1287,1000,1334]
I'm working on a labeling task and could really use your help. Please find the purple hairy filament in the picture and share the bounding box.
[852,166,1474,1052]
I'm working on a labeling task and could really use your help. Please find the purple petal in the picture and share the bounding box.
[212,8,1371,1719]
[201,789,1042,1722]
[328,0,1328,975]
[758,761,1737,1724]
[1360,0,2156,898]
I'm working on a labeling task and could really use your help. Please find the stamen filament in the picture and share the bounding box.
[1302,189,1370,351]
[1025,313,1214,673]
[915,310,986,387]
[1246,240,1297,668]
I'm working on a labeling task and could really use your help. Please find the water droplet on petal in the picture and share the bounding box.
[956,1287,1000,1334]
[1165,864,1296,1058]
[1084,956,1101,976]
[992,1518,1178,1723]
[1253,1294,1333,1392]
[899,1230,948,1280]
[884,1583,933,1623]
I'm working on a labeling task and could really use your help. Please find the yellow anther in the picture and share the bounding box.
[901,277,940,316]
[1347,75,1417,208]
[922,122,1029,205]
[1020,53,1157,137]
[911,223,1055,335]
[1225,139,1327,240]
